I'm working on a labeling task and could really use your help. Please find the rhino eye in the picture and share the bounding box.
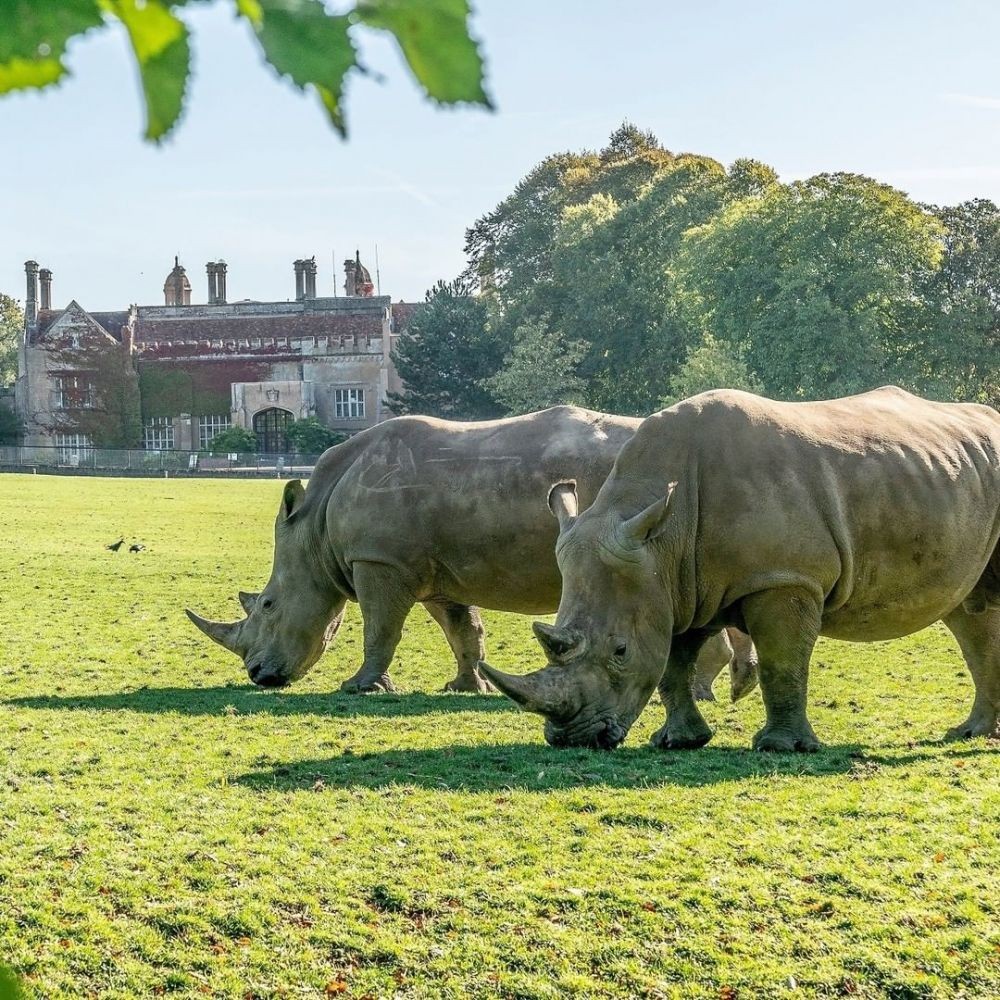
[613,641,627,659]
[261,598,274,611]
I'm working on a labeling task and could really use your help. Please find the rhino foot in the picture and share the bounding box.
[340,672,397,694]
[944,711,1000,742]
[442,672,497,694]
[752,725,821,753]
[650,720,713,750]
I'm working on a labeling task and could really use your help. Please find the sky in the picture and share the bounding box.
[3,0,1000,311]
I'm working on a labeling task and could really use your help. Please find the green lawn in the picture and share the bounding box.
[0,474,997,999]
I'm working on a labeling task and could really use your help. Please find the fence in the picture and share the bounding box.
[0,445,323,478]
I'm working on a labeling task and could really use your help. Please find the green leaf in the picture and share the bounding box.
[237,0,357,136]
[0,0,105,94]
[101,0,191,141]
[356,0,490,107]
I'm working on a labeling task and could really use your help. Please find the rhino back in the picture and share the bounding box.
[312,407,639,613]
[606,388,1000,639]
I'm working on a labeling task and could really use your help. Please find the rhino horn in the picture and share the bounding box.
[478,661,574,717]
[238,591,260,614]
[185,608,242,653]
[532,621,584,661]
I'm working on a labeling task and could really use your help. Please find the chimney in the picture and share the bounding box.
[24,260,39,325]
[39,268,52,311]
[343,258,356,297]
[305,257,317,298]
[294,259,305,301]
[206,262,218,304]
[216,261,227,304]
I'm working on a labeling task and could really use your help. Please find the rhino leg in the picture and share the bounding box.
[942,605,1000,741]
[691,630,734,702]
[424,601,496,694]
[650,630,715,749]
[340,562,415,694]
[742,588,822,752]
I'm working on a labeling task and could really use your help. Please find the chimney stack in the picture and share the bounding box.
[24,260,39,325]
[304,257,317,298]
[39,268,52,311]
[343,258,356,297]
[216,261,227,304]
[293,259,305,301]
[206,262,218,304]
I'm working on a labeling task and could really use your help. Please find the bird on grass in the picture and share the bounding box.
[106,538,125,552]
[129,543,146,553]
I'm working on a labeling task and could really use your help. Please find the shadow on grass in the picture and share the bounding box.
[230,742,995,792]
[3,686,516,719]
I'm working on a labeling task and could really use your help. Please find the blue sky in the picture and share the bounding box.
[3,0,1000,310]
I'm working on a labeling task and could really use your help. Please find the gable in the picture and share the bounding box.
[34,301,123,348]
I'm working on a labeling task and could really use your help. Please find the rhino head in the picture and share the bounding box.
[187,480,346,688]
[481,480,677,748]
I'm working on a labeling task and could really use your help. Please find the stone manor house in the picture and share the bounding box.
[15,254,417,455]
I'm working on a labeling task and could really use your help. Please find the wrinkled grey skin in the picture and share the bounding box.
[482,388,1000,751]
[691,628,758,702]
[188,407,659,692]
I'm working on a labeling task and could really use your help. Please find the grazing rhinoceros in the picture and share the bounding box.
[188,406,747,694]
[482,387,1000,751]
[692,627,758,702]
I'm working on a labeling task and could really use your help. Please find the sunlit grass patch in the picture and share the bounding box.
[0,474,997,998]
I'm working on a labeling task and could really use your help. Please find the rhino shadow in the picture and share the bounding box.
[3,686,517,719]
[229,742,988,793]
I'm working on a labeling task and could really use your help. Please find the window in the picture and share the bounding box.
[334,387,365,419]
[55,433,91,463]
[198,414,231,450]
[53,374,95,409]
[143,416,175,450]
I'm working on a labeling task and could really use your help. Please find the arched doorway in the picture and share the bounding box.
[253,407,292,453]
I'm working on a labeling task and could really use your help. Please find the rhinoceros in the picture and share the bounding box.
[482,387,1000,751]
[187,406,751,694]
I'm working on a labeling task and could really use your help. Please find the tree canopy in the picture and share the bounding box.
[0,294,22,387]
[365,124,1000,419]
[0,0,490,142]
[387,280,505,420]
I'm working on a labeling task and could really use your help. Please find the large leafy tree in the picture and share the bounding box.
[0,0,490,141]
[672,172,945,400]
[550,153,739,413]
[480,318,586,415]
[0,294,23,387]
[926,199,1000,408]
[387,281,505,419]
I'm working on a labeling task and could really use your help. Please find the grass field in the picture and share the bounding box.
[0,474,998,999]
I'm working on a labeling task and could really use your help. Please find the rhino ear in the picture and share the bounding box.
[238,591,260,614]
[621,482,677,547]
[547,480,579,533]
[280,480,305,522]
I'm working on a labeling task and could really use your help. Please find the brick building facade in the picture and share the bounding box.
[16,255,415,454]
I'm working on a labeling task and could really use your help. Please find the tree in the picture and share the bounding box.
[672,172,945,399]
[550,153,733,414]
[387,280,506,419]
[0,0,490,142]
[926,199,1000,408]
[0,294,22,387]
[661,333,762,407]
[481,318,586,415]
[207,426,256,454]
[285,417,345,455]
